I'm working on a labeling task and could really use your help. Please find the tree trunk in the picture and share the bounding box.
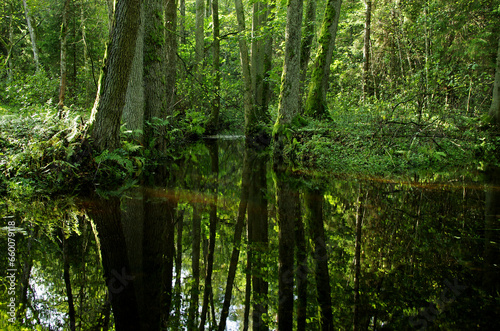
[233,0,255,137]
[489,35,500,125]
[7,1,13,82]
[165,0,177,115]
[299,0,317,103]
[304,0,342,119]
[143,0,168,153]
[122,0,144,136]
[90,0,141,152]
[58,0,71,113]
[295,200,307,331]
[353,187,364,331]
[247,148,269,330]
[22,0,40,72]
[218,144,252,331]
[179,0,186,44]
[206,0,220,134]
[63,228,76,331]
[273,0,303,162]
[305,188,333,330]
[188,204,202,330]
[275,171,300,330]
[195,0,205,67]
[362,0,372,101]
[199,140,219,330]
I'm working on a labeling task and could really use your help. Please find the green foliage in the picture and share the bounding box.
[0,69,58,107]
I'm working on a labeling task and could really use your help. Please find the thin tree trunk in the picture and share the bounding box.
[58,0,71,113]
[195,0,205,67]
[179,0,186,44]
[199,141,219,330]
[362,0,372,101]
[218,145,252,331]
[489,35,500,125]
[305,188,333,330]
[304,0,342,119]
[353,186,364,331]
[22,0,40,72]
[7,1,13,82]
[189,204,202,330]
[299,0,317,103]
[89,0,141,152]
[233,0,255,137]
[165,0,177,115]
[206,0,220,134]
[63,227,76,331]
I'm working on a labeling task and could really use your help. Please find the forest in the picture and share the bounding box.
[1,0,500,330]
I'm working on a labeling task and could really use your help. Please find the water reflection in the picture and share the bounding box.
[2,139,499,330]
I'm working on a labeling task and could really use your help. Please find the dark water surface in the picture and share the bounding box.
[1,138,499,330]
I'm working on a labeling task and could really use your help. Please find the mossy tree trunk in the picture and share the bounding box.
[90,0,141,152]
[299,0,317,103]
[273,0,303,162]
[143,0,168,153]
[122,0,144,138]
[165,0,177,116]
[304,0,342,119]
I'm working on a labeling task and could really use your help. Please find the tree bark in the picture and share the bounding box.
[22,0,40,72]
[304,0,342,119]
[273,0,303,162]
[122,0,144,136]
[299,0,317,103]
[143,0,168,153]
[90,0,141,152]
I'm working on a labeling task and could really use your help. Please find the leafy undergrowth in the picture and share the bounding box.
[283,108,500,180]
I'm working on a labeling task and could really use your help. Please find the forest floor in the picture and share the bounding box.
[1,103,499,197]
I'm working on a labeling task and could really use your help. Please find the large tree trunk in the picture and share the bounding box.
[143,0,168,153]
[22,0,40,72]
[58,0,71,113]
[273,0,303,162]
[247,148,269,330]
[304,0,342,119]
[122,0,144,137]
[489,35,500,125]
[90,0,141,152]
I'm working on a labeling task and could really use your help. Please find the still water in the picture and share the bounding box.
[1,138,499,330]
